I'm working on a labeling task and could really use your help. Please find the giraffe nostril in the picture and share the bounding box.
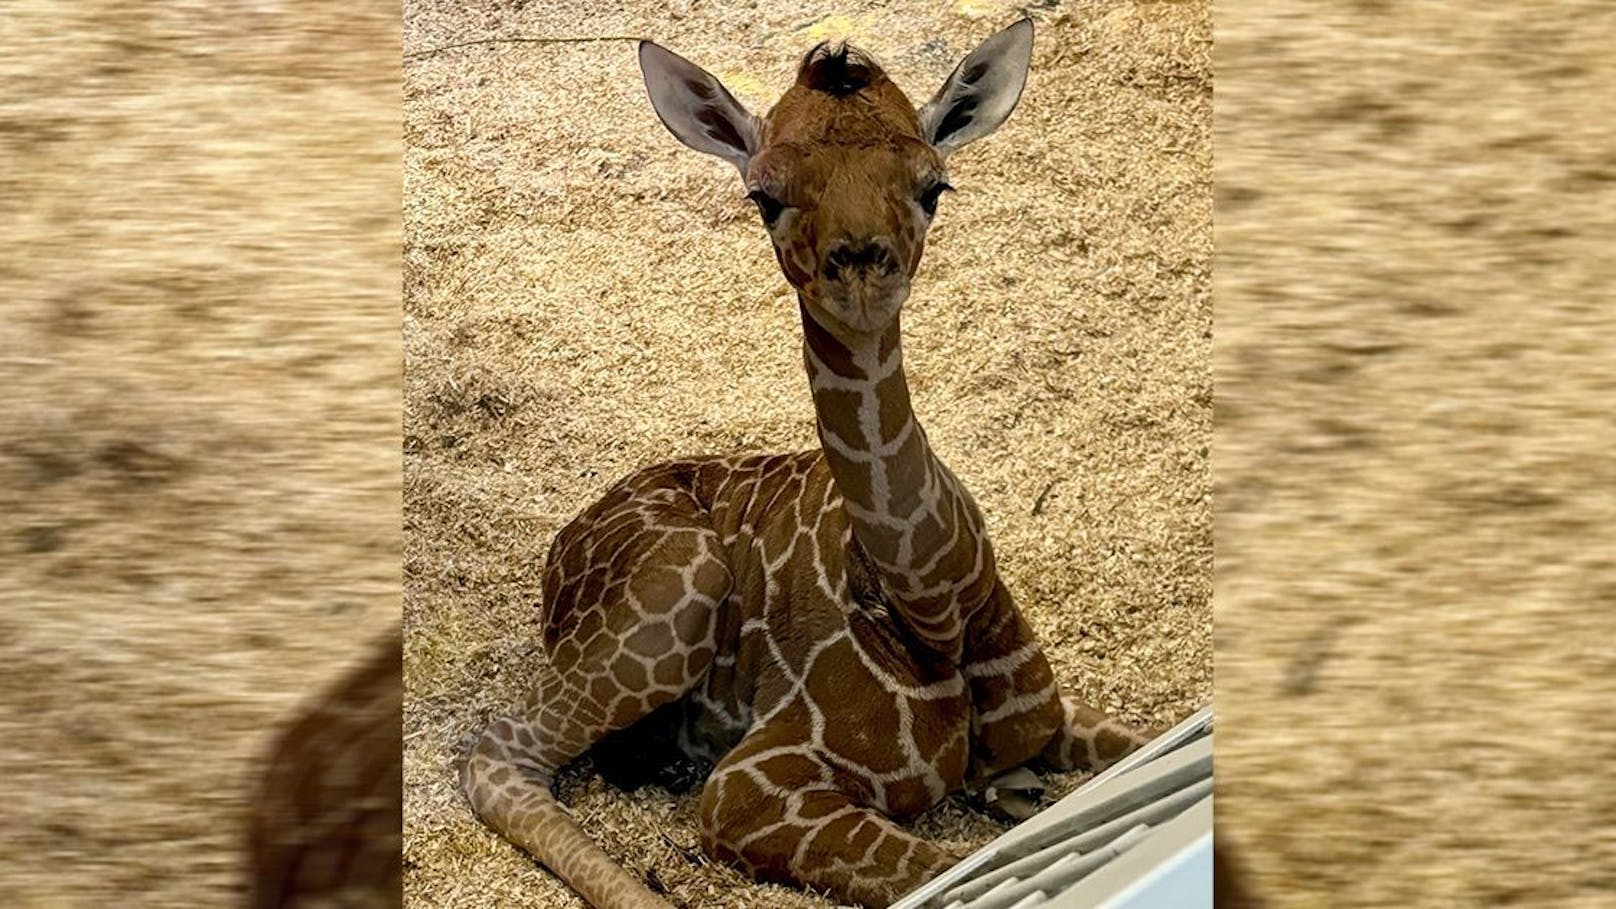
[826,239,897,278]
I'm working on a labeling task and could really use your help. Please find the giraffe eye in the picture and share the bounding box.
[918,182,953,218]
[746,190,787,228]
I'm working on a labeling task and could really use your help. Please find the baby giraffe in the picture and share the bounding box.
[462,20,1156,909]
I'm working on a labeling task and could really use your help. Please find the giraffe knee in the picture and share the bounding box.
[466,717,529,766]
[970,689,1064,780]
[697,770,773,869]
[707,787,949,908]
[697,761,832,879]
[461,719,552,804]
[460,731,509,805]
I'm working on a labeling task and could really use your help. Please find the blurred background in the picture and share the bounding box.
[0,3,399,905]
[1215,2,1616,905]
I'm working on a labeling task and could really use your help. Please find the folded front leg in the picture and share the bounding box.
[1040,692,1158,773]
[699,725,956,909]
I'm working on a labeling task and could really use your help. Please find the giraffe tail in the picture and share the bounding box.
[461,722,673,909]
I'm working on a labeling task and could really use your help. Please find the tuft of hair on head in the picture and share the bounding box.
[799,40,880,96]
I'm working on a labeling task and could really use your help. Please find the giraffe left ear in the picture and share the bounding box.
[919,19,1033,156]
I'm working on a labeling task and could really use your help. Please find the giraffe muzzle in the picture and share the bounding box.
[818,238,909,333]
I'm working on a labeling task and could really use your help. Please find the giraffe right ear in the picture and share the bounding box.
[638,41,761,176]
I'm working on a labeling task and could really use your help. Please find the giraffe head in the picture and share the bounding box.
[640,21,1033,342]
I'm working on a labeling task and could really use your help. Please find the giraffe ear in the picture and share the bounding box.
[639,41,761,176]
[918,19,1033,156]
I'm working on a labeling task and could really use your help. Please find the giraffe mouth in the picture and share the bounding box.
[818,280,910,335]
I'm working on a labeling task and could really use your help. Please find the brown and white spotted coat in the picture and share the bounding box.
[461,21,1156,909]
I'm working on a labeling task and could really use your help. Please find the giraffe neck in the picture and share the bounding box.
[800,301,997,663]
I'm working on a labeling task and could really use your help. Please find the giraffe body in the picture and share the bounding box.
[462,22,1154,908]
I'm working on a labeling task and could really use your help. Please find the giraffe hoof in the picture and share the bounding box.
[972,766,1046,823]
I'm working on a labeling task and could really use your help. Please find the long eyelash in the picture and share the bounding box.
[746,190,785,226]
[919,182,954,215]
